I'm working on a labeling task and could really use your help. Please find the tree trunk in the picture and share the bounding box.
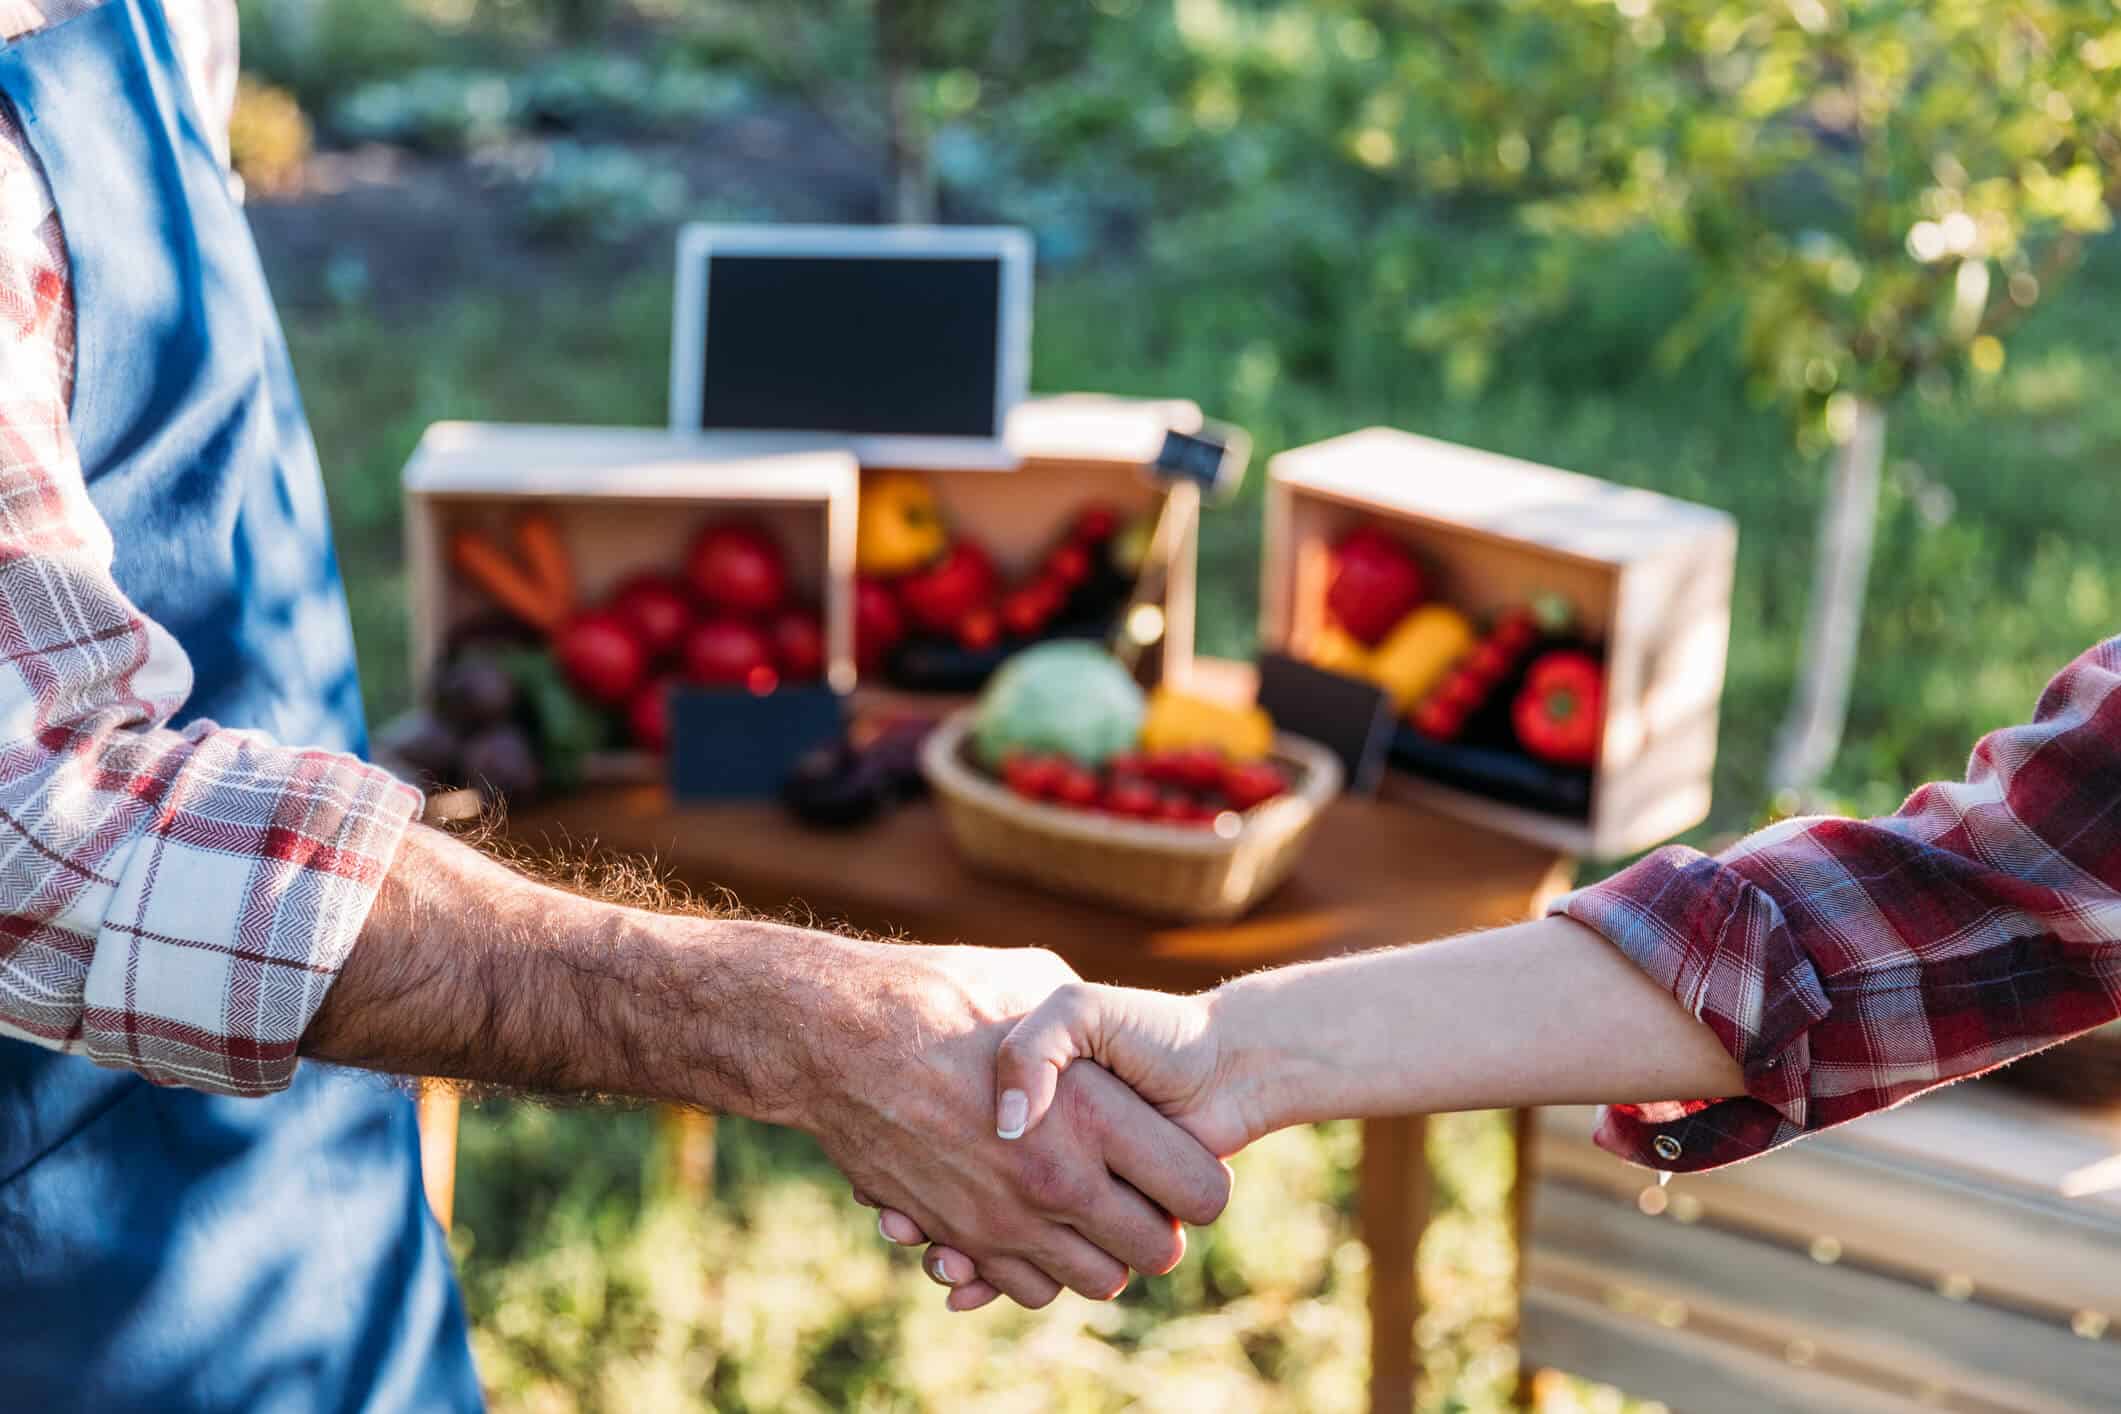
[883,63,936,225]
[1768,398,1887,800]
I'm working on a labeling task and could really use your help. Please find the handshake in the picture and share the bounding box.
[770,913,1741,1313]
[810,941,1264,1314]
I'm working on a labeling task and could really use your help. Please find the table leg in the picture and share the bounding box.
[1360,1113,1430,1414]
[415,1081,461,1232]
[659,1105,718,1197]
[1509,1106,1539,1411]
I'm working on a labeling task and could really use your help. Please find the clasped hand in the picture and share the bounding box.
[836,968,1252,1313]
[803,946,1234,1310]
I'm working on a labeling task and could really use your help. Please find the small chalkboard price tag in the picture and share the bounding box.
[1254,652,1396,797]
[667,683,846,801]
[1151,423,1250,499]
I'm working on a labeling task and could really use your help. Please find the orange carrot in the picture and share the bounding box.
[513,511,575,619]
[449,529,564,633]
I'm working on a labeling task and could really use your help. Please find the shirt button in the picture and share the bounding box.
[1653,1134,1684,1162]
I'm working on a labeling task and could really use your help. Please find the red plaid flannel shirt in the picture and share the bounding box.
[0,1,421,1096]
[1557,636,2121,1171]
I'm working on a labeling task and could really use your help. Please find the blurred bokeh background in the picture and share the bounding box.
[232,1,2120,1408]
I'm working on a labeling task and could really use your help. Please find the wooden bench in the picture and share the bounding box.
[1523,1083,2121,1412]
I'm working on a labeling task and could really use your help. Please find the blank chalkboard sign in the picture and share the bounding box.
[667,684,846,801]
[669,224,1032,470]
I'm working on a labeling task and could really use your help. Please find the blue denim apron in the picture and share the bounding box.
[0,2,482,1407]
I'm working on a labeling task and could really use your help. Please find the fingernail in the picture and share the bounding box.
[877,1213,892,1241]
[928,1253,957,1285]
[996,1089,1028,1140]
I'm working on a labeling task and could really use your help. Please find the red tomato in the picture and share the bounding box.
[896,542,998,634]
[1326,526,1427,646]
[1054,765,1102,808]
[681,616,774,685]
[687,522,788,616]
[608,573,694,660]
[1001,583,1060,638]
[555,610,647,707]
[1103,778,1158,818]
[854,576,905,672]
[627,676,673,753]
[956,606,1002,652]
[1073,504,1122,543]
[767,605,827,680]
[1221,760,1286,810]
[1045,541,1091,589]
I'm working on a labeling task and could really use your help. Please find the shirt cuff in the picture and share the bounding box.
[81,743,423,1096]
[1549,844,1832,1172]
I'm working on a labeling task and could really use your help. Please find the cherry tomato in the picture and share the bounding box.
[1175,746,1227,793]
[1002,753,1066,800]
[1000,582,1062,638]
[1104,751,1152,782]
[1152,792,1194,824]
[1222,761,1287,811]
[1054,765,1103,808]
[1493,609,1538,654]
[1142,751,1191,787]
[1046,541,1091,589]
[1073,505,1122,543]
[1467,639,1517,683]
[956,606,1001,652]
[1413,698,1467,740]
[1103,778,1158,818]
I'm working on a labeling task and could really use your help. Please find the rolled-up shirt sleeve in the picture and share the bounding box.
[1553,636,2121,1171]
[0,123,420,1097]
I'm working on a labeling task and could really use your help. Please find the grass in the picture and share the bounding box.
[280,219,2121,1410]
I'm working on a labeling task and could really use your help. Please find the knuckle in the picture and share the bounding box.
[1012,1149,1091,1214]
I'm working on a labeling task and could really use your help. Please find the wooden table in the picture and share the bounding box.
[445,785,1571,1414]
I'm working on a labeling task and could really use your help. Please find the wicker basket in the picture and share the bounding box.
[919,710,1343,922]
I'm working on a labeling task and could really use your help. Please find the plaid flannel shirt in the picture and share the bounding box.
[0,0,421,1096]
[1557,636,2121,1171]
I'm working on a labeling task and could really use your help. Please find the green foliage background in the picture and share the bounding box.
[237,0,2121,1407]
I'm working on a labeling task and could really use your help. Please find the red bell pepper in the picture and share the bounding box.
[1512,651,1603,766]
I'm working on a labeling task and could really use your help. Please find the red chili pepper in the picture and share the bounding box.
[1512,651,1604,766]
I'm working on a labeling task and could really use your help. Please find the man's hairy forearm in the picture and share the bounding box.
[303,824,861,1122]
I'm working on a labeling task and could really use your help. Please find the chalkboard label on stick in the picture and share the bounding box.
[1151,424,1249,498]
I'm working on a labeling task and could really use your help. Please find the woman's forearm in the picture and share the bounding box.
[1210,916,1745,1136]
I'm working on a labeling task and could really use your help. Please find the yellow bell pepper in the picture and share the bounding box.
[1139,685,1274,760]
[857,472,949,576]
[1307,624,1374,680]
[1366,604,1475,710]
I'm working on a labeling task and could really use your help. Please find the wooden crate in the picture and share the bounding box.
[1263,428,1736,858]
[1523,1087,2121,1413]
[862,393,1208,692]
[402,423,861,704]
